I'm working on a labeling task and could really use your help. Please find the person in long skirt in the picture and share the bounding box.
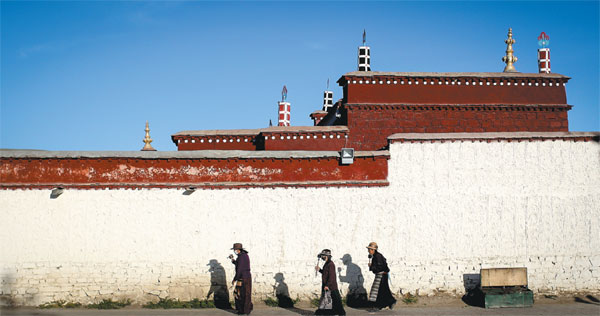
[314,249,346,315]
[367,242,396,310]
[230,243,253,315]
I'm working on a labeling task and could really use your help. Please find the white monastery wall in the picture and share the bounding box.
[1,139,599,305]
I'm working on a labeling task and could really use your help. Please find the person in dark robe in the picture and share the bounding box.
[314,249,346,315]
[367,242,396,310]
[230,243,253,315]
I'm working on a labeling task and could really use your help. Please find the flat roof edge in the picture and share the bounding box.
[388,132,600,142]
[339,71,570,79]
[0,150,389,159]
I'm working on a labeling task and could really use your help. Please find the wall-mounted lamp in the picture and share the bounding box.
[183,187,196,195]
[50,187,64,199]
[341,148,354,165]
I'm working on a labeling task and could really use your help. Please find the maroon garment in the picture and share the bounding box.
[232,251,253,314]
[233,251,251,280]
[234,277,253,315]
[319,260,338,291]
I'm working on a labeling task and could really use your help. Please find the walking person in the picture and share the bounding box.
[314,249,346,315]
[229,243,253,315]
[367,242,396,311]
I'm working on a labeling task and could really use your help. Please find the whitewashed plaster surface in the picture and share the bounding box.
[1,139,599,305]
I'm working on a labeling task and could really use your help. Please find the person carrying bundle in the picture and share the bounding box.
[314,249,346,315]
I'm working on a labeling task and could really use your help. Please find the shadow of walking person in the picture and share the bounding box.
[574,295,600,305]
[273,273,313,316]
[338,254,369,308]
[207,259,232,310]
[274,272,294,308]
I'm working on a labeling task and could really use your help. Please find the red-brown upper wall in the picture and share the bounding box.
[0,150,389,189]
[338,72,570,105]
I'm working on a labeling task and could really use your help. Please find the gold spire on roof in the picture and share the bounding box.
[502,28,518,72]
[141,121,156,151]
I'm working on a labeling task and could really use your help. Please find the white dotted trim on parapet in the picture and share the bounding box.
[346,77,567,88]
[192,139,195,143]
[201,139,204,143]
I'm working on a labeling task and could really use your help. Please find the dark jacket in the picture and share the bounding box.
[232,251,251,280]
[369,251,390,274]
[318,259,339,291]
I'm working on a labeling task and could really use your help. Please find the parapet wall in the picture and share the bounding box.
[1,132,599,306]
[346,105,570,150]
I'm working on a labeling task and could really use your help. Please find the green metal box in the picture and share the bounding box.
[480,267,533,309]
[483,287,534,308]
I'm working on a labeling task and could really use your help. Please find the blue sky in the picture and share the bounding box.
[1,1,598,151]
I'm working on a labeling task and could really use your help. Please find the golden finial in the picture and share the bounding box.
[502,28,518,72]
[141,121,156,151]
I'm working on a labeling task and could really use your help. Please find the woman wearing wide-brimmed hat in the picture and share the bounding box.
[367,242,396,310]
[229,243,253,315]
[314,249,346,315]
